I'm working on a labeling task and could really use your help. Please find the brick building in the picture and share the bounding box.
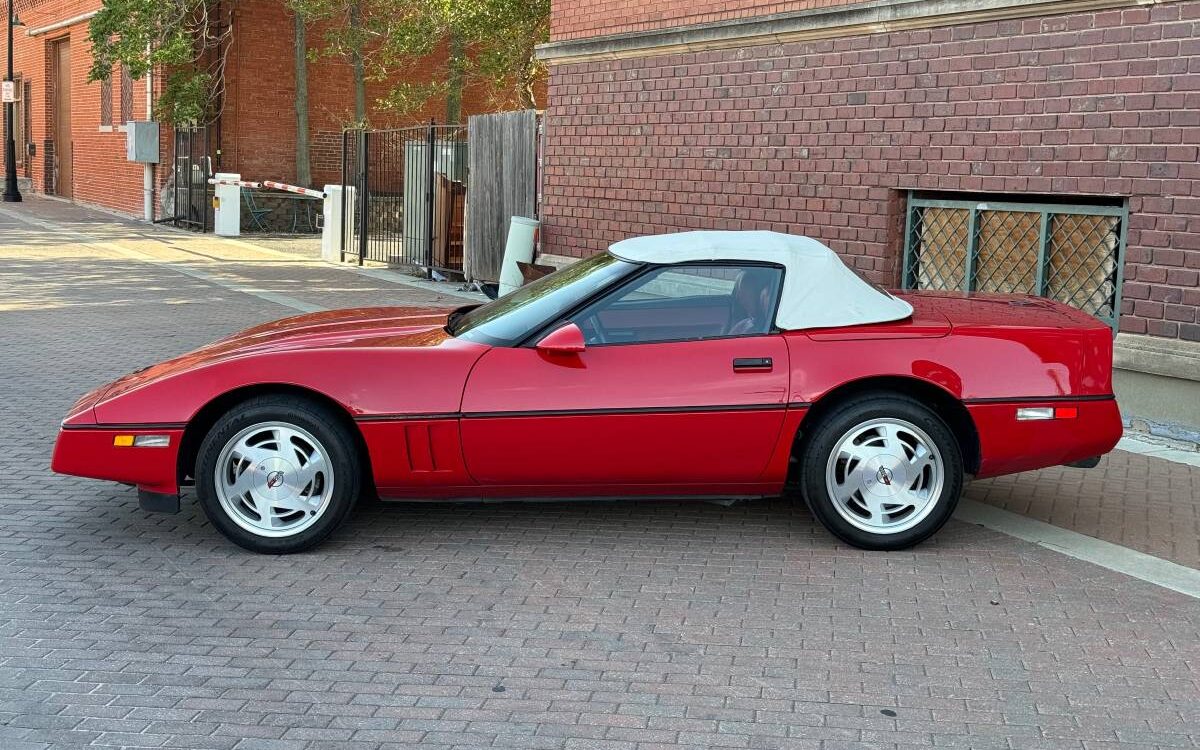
[536,0,1200,435]
[1,0,489,216]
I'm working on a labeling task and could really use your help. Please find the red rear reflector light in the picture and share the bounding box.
[1016,406,1079,421]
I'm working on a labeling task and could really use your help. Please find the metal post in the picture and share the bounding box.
[143,51,154,222]
[900,194,916,289]
[339,130,348,262]
[185,130,194,227]
[1034,210,1051,297]
[202,128,211,233]
[357,129,368,266]
[3,0,22,203]
[963,206,980,293]
[424,120,435,274]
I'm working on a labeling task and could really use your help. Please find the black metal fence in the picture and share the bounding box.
[340,123,468,275]
[168,126,215,232]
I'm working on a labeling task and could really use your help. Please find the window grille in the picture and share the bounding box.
[120,66,134,123]
[902,193,1126,330]
[100,77,112,127]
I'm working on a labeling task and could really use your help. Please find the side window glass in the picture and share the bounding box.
[572,264,782,345]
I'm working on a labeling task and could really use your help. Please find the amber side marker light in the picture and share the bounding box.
[1016,407,1078,421]
[113,435,171,447]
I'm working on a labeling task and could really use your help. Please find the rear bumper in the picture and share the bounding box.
[969,396,1122,479]
[51,427,184,496]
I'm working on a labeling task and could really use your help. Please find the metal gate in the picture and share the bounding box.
[340,123,468,274]
[902,193,1127,331]
[167,126,215,232]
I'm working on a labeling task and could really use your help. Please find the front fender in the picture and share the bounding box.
[91,341,490,426]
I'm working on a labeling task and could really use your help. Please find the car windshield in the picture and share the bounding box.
[448,252,637,346]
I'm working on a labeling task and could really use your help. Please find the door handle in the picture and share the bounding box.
[733,357,773,372]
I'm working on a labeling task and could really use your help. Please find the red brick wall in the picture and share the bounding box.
[540,2,1200,340]
[222,0,498,188]
[1,0,159,215]
[550,0,859,41]
[2,0,514,214]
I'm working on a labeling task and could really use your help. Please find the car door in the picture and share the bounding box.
[458,263,791,494]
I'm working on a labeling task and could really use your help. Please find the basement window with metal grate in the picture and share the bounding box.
[901,192,1126,330]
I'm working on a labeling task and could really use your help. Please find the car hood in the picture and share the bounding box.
[95,306,456,405]
[212,305,454,350]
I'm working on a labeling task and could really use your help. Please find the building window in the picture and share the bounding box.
[100,76,112,128]
[9,76,23,165]
[120,66,133,123]
[21,80,30,171]
[902,192,1126,330]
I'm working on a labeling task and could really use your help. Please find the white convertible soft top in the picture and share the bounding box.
[608,230,914,331]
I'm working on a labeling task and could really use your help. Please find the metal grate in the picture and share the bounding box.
[340,123,468,275]
[100,77,112,127]
[903,194,1126,329]
[168,126,214,232]
[120,66,133,123]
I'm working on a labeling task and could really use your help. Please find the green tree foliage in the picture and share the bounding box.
[461,0,550,111]
[88,0,232,124]
[295,0,549,123]
[86,0,548,127]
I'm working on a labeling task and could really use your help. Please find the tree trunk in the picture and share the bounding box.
[349,1,367,124]
[518,62,536,110]
[446,31,464,124]
[293,12,311,187]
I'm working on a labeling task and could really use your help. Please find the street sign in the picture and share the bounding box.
[1,81,15,103]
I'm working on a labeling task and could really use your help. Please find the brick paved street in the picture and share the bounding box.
[1,199,1199,749]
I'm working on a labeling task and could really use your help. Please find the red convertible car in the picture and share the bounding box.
[52,231,1122,554]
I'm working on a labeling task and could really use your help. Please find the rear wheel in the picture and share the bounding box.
[195,396,361,554]
[798,394,963,550]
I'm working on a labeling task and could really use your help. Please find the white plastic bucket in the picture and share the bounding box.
[499,216,540,296]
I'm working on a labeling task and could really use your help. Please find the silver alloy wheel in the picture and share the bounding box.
[214,421,335,538]
[823,417,944,535]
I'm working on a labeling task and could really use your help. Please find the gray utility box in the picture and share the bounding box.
[126,121,160,164]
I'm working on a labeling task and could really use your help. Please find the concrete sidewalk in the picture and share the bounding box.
[0,196,484,313]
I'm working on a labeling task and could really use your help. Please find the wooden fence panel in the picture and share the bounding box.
[464,110,538,282]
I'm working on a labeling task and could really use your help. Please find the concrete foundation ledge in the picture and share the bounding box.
[1114,333,1200,384]
[1113,333,1200,447]
[532,252,582,271]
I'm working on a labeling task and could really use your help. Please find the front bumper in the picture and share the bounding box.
[51,426,184,496]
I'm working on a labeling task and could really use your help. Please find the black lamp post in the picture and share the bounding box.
[3,0,21,203]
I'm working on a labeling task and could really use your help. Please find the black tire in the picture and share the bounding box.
[195,395,361,554]
[797,393,963,550]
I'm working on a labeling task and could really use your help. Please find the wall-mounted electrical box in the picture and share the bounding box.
[126,121,160,163]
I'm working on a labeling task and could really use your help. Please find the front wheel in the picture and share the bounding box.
[195,396,361,554]
[797,395,963,550]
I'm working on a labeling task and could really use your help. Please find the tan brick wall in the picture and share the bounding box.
[540,2,1200,340]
